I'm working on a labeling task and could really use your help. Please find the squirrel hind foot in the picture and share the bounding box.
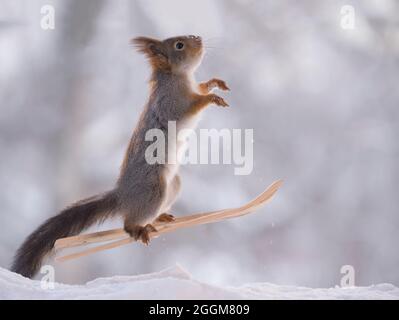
[124,223,157,245]
[154,213,175,223]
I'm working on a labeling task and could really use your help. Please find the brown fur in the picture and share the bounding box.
[12,35,229,278]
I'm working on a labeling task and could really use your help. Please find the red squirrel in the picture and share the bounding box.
[12,35,230,278]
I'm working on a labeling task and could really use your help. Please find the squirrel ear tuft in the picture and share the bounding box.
[131,37,166,60]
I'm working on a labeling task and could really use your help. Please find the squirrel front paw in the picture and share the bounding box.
[209,94,229,107]
[208,78,230,91]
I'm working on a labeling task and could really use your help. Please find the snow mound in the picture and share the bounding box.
[1,265,398,300]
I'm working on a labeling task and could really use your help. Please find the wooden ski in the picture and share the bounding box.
[54,179,283,262]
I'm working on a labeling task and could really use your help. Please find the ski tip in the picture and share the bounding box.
[263,180,283,199]
[271,179,283,190]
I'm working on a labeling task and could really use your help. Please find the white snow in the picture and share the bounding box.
[1,265,398,300]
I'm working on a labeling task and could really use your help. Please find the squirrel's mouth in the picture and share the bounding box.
[198,46,204,56]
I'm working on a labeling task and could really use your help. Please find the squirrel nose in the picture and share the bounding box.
[188,35,202,43]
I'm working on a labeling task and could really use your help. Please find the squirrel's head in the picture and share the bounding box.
[132,35,204,74]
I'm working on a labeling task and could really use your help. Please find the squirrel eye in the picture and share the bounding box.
[175,41,185,50]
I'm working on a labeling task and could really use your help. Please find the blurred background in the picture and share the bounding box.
[0,0,398,287]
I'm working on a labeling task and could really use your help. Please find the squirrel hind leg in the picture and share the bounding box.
[122,174,168,244]
[154,175,180,223]
[124,223,157,245]
[159,174,181,214]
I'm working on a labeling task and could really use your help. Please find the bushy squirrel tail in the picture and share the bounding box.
[11,190,118,278]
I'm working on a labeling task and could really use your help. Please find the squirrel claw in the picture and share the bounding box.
[218,80,230,91]
[141,224,157,245]
[213,79,230,91]
[155,213,175,223]
[125,223,157,245]
[210,94,229,108]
